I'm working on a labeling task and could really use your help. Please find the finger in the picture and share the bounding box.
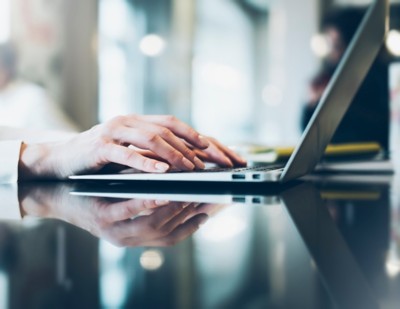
[143,202,190,230]
[102,144,170,173]
[191,138,247,167]
[132,214,209,247]
[158,203,199,235]
[110,202,185,237]
[134,149,161,160]
[94,199,168,224]
[191,149,212,162]
[186,138,233,167]
[208,137,247,166]
[160,213,209,244]
[111,126,196,171]
[132,122,205,169]
[198,143,234,167]
[106,202,187,240]
[194,203,228,216]
[133,115,210,149]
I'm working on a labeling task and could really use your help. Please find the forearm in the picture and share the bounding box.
[18,142,73,180]
[19,143,52,180]
[18,183,76,219]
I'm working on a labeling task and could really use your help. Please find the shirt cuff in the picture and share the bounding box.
[0,140,22,184]
[0,185,22,220]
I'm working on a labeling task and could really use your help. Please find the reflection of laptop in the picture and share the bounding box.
[70,182,382,307]
[70,179,381,205]
[71,191,279,206]
[71,0,388,183]
[282,184,380,308]
[70,179,385,205]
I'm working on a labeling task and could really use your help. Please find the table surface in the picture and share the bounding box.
[1,171,399,309]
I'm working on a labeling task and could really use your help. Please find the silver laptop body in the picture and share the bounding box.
[70,0,388,183]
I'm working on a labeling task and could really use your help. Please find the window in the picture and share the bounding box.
[0,0,11,43]
[98,0,138,122]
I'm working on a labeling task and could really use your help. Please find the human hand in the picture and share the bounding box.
[191,136,247,168]
[81,199,209,247]
[19,183,210,247]
[18,115,246,180]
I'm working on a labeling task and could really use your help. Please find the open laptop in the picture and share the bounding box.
[70,0,389,183]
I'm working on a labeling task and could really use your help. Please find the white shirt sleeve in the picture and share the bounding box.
[0,185,22,220]
[0,141,24,220]
[0,140,22,183]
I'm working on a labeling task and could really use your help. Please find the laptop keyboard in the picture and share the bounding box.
[170,164,285,174]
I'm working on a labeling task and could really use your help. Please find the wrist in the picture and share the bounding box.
[18,143,55,180]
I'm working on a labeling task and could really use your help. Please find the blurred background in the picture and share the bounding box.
[2,0,400,148]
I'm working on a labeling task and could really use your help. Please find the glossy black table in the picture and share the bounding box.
[0,173,399,309]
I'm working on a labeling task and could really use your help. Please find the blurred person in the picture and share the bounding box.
[301,8,390,152]
[0,43,78,131]
[0,114,247,183]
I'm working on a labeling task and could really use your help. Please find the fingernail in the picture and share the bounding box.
[155,162,169,172]
[194,157,205,169]
[155,200,170,206]
[199,135,210,148]
[182,158,195,170]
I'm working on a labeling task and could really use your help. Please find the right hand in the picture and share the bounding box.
[18,115,246,180]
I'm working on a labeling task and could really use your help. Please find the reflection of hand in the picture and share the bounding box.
[19,184,210,247]
[85,200,209,247]
[18,115,247,180]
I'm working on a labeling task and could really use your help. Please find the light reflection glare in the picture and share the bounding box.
[310,33,330,58]
[100,47,127,74]
[139,34,166,57]
[0,272,8,309]
[101,270,126,307]
[386,242,400,278]
[386,247,400,278]
[99,46,129,121]
[199,62,244,89]
[100,241,127,308]
[386,260,400,278]
[0,0,11,43]
[140,250,164,271]
[99,0,130,40]
[262,84,283,106]
[197,213,247,243]
[386,30,400,57]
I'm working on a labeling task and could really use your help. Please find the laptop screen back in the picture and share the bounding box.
[281,0,389,182]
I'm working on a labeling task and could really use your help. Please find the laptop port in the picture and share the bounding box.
[252,174,261,180]
[233,197,246,203]
[232,174,246,180]
[252,197,262,204]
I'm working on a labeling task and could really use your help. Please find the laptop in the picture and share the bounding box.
[70,0,389,183]
[70,180,383,206]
